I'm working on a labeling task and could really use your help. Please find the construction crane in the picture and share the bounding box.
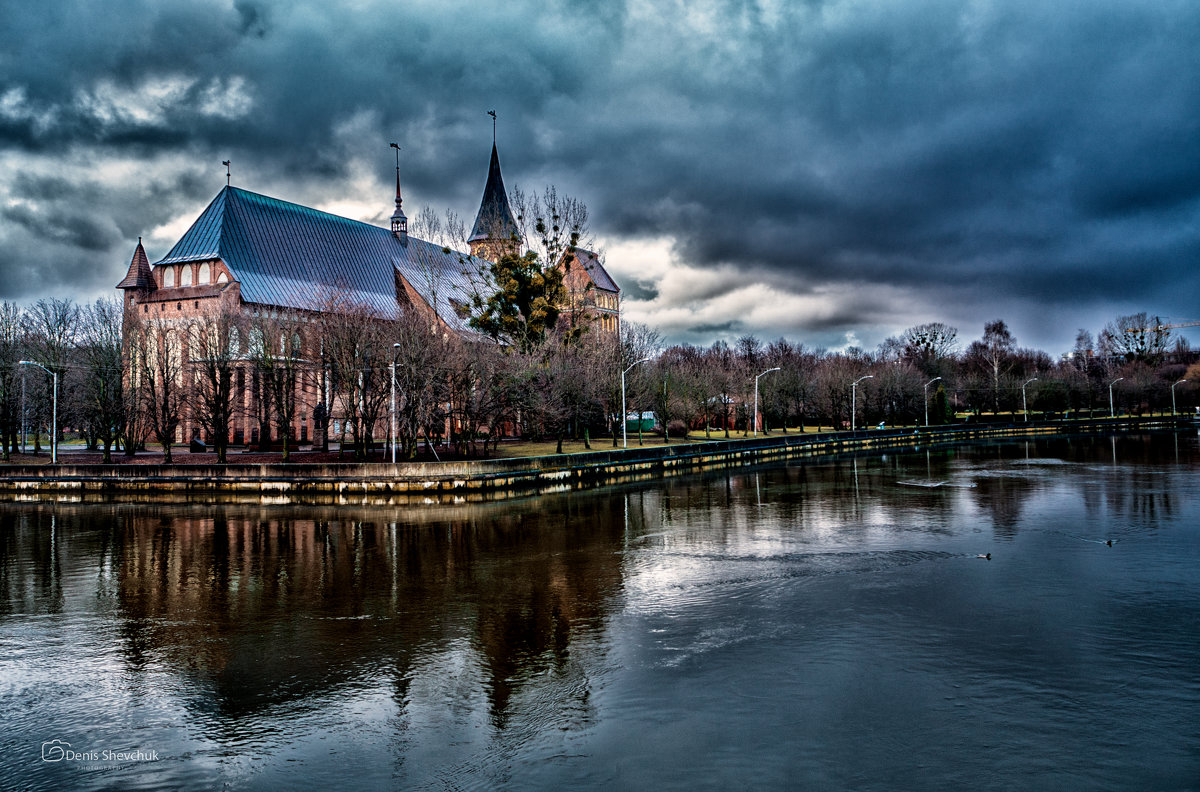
[1123,319,1200,333]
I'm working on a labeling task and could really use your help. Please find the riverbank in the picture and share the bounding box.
[1,415,1194,504]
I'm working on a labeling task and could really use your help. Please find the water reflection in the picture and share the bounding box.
[2,431,1198,791]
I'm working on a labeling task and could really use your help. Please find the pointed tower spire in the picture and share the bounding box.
[116,237,155,290]
[469,115,520,261]
[389,142,407,242]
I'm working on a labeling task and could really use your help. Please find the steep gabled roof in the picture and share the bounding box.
[153,186,478,329]
[116,239,154,289]
[468,143,520,245]
[571,248,620,293]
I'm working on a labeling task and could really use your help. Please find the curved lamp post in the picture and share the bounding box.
[924,376,942,427]
[622,357,652,448]
[390,342,400,463]
[1022,377,1038,422]
[754,367,781,436]
[19,360,57,464]
[1172,379,1188,416]
[1108,377,1124,418]
[851,375,874,432]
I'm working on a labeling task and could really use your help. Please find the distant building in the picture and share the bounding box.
[560,247,621,336]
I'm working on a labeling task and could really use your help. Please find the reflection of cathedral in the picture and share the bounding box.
[101,498,627,725]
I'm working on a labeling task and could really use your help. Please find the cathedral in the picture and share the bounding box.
[116,139,621,447]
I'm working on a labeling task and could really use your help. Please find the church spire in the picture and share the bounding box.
[389,142,407,242]
[469,113,519,261]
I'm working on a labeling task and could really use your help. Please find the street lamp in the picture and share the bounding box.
[1172,379,1188,416]
[1022,377,1038,422]
[622,357,652,448]
[18,361,57,464]
[1108,377,1124,418]
[390,342,400,463]
[851,375,874,432]
[753,367,781,436]
[924,376,942,427]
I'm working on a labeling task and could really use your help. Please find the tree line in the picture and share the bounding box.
[3,288,1194,466]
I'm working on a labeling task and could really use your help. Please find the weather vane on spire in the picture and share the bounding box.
[222,160,231,186]
[488,110,496,144]
[389,143,402,200]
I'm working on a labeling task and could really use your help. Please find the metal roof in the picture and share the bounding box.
[153,186,479,329]
[573,248,620,294]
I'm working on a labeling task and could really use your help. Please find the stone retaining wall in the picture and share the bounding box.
[1,416,1192,505]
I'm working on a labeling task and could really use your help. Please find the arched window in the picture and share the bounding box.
[162,267,175,287]
[216,271,229,284]
[181,266,193,287]
[248,327,265,357]
[198,263,211,284]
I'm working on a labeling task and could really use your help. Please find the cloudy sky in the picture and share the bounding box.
[2,0,1198,355]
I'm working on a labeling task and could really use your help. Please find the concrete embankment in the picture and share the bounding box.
[1,416,1194,505]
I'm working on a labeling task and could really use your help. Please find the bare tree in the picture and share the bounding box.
[133,318,184,463]
[319,298,391,460]
[618,321,662,445]
[392,309,451,459]
[77,298,126,462]
[446,337,516,457]
[0,302,25,459]
[247,312,310,461]
[901,322,959,376]
[187,303,243,462]
[509,184,592,266]
[965,320,1016,414]
[26,298,79,454]
[1099,312,1172,365]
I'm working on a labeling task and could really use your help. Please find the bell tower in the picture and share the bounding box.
[468,112,520,261]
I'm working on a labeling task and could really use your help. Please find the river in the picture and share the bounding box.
[2,431,1198,791]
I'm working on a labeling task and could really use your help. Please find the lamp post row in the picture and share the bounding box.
[292,350,1200,460]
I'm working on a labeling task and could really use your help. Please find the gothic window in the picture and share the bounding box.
[216,271,228,284]
[181,266,193,287]
[163,267,175,287]
[198,263,211,284]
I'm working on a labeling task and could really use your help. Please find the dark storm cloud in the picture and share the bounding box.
[688,321,743,336]
[1,0,1198,352]
[620,279,659,302]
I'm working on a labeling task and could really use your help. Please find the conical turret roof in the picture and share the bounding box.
[116,238,154,289]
